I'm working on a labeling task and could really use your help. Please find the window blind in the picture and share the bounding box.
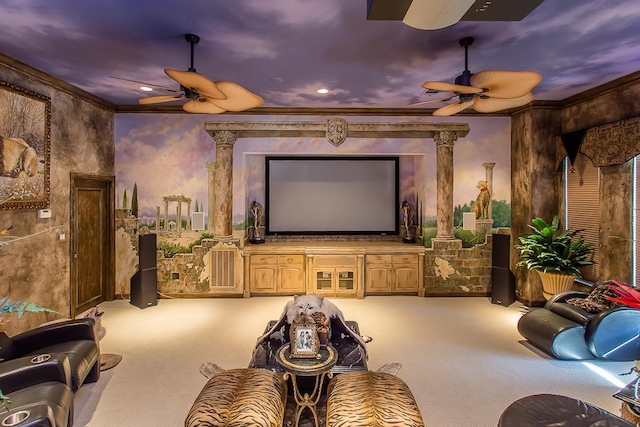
[565,153,600,282]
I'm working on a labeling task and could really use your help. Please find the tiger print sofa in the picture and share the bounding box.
[184,368,287,427]
[326,371,425,427]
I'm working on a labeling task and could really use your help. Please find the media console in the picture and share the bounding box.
[243,241,425,298]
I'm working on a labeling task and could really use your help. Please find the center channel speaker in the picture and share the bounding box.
[130,233,158,309]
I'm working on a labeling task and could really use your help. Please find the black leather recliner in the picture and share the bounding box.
[0,318,100,392]
[518,290,640,360]
[0,353,74,427]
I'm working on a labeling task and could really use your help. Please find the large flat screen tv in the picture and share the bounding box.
[265,156,399,235]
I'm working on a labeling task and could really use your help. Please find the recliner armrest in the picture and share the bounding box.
[545,291,590,308]
[585,307,640,360]
[0,352,71,394]
[12,318,97,355]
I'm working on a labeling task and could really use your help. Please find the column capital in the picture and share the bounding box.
[482,162,496,170]
[212,130,238,147]
[434,130,457,147]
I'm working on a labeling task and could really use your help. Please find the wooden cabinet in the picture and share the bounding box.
[249,254,305,295]
[309,255,359,297]
[366,254,420,294]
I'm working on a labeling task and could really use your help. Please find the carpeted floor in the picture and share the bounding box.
[72,296,635,426]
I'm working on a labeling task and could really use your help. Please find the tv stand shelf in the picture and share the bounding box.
[243,241,425,298]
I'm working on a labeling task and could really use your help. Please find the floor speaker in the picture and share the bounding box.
[491,233,516,306]
[130,268,157,309]
[491,267,515,306]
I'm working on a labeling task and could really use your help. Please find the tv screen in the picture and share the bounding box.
[265,156,399,235]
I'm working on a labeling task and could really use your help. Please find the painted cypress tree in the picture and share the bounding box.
[123,189,128,210]
[131,183,138,218]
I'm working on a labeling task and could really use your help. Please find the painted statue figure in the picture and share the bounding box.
[249,200,264,240]
[472,180,490,219]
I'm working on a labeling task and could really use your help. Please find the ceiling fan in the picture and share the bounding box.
[123,33,263,114]
[417,37,542,116]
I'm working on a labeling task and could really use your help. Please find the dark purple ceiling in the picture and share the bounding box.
[0,0,638,110]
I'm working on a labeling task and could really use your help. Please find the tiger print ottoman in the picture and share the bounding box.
[184,368,287,427]
[326,371,425,427]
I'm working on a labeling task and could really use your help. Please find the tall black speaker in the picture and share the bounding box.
[130,234,158,309]
[491,233,516,307]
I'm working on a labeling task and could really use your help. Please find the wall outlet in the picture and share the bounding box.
[59,233,66,241]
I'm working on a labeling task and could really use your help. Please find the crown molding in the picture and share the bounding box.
[0,52,115,111]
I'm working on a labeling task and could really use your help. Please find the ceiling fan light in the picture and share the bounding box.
[421,81,482,94]
[182,99,227,114]
[433,99,475,116]
[209,81,264,112]
[472,93,534,113]
[470,70,542,99]
[164,69,228,100]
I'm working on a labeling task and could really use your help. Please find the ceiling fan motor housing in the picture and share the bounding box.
[454,69,474,87]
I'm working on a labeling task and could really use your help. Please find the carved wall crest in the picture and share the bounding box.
[326,118,348,146]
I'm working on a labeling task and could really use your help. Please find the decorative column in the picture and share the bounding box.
[211,130,237,238]
[434,130,457,239]
[176,201,182,237]
[155,206,160,232]
[164,199,169,231]
[483,162,496,220]
[186,200,192,231]
[206,162,215,232]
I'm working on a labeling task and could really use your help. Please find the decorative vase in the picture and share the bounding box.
[536,270,575,300]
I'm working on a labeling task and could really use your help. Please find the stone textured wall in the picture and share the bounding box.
[424,238,492,296]
[0,60,114,333]
[510,107,563,305]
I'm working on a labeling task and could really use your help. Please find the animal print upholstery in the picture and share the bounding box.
[566,281,625,313]
[326,371,425,427]
[184,368,287,427]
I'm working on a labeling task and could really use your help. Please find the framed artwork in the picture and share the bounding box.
[0,81,51,210]
[289,313,320,359]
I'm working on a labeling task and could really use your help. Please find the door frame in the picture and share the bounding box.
[69,172,115,317]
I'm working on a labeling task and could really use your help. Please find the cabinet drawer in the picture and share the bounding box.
[314,256,356,267]
[367,254,392,264]
[251,255,277,265]
[278,255,304,265]
[392,254,418,264]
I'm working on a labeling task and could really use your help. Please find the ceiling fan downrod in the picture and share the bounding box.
[455,36,474,87]
[185,33,200,72]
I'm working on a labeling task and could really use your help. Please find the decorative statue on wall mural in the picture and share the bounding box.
[401,200,415,243]
[472,180,491,219]
[249,200,265,244]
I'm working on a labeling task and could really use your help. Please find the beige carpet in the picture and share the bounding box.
[72,296,635,426]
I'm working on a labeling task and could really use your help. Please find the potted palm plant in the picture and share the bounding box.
[516,216,595,299]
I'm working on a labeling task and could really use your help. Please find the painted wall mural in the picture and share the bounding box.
[115,113,510,293]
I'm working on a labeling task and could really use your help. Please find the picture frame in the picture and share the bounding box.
[0,81,51,210]
[289,313,320,359]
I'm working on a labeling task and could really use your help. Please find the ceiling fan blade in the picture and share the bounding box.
[209,81,264,112]
[433,100,475,116]
[405,95,456,107]
[164,69,227,100]
[470,70,542,99]
[473,93,534,113]
[182,99,227,114]
[139,94,185,105]
[109,76,181,93]
[421,81,483,95]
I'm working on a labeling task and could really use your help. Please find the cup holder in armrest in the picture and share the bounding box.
[30,354,51,364]
[2,410,30,426]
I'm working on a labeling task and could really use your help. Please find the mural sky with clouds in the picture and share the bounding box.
[115,115,511,225]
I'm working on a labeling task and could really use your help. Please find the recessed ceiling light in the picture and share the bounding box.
[140,86,153,92]
[317,88,329,94]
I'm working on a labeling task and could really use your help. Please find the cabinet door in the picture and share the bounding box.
[336,270,356,294]
[279,264,305,293]
[250,265,277,293]
[313,269,334,294]
[393,265,419,292]
[366,265,392,293]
